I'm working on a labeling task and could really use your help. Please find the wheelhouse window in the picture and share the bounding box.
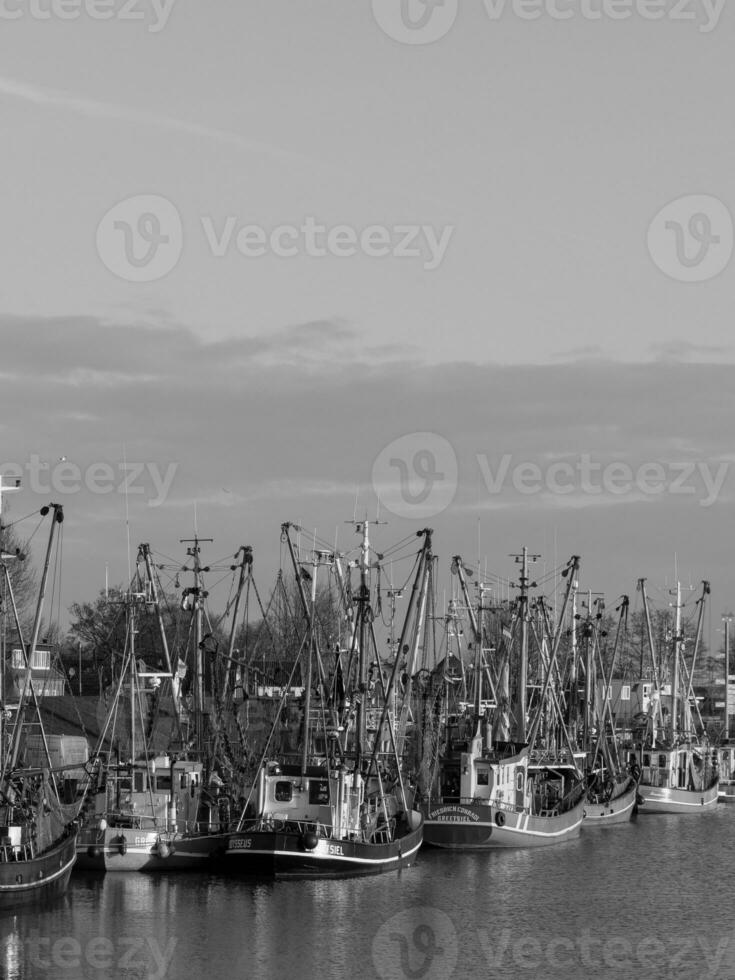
[275,781,293,803]
[308,780,329,805]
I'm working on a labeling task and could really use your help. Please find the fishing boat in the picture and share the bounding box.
[76,539,249,871]
[0,495,79,908]
[419,551,586,848]
[224,521,423,878]
[633,579,719,813]
[578,594,639,827]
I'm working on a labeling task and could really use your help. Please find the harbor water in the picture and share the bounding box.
[2,806,735,980]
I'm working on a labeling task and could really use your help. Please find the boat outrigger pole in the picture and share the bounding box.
[280,523,342,770]
[366,529,433,786]
[511,547,540,742]
[638,578,665,745]
[452,556,498,730]
[526,555,581,762]
[7,504,64,775]
[180,534,213,756]
[138,543,183,739]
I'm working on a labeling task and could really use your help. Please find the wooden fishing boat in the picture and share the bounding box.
[633,579,719,814]
[225,763,422,878]
[76,539,254,872]
[421,739,585,848]
[0,821,77,909]
[420,552,586,848]
[76,756,229,871]
[580,595,639,827]
[0,496,80,908]
[223,522,424,878]
[582,772,639,825]
[635,743,719,813]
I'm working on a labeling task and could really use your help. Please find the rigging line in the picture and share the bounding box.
[203,570,236,593]
[23,513,46,547]
[148,548,185,567]
[379,535,424,559]
[3,509,45,529]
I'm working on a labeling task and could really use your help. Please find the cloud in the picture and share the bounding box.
[0,75,318,169]
[649,340,733,362]
[2,313,732,614]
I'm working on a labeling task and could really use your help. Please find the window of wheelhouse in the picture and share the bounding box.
[440,768,460,798]
[275,781,293,803]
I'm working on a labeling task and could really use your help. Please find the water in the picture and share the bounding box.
[2,808,735,980]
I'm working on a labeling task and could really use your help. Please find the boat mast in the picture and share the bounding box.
[569,580,579,743]
[681,581,710,738]
[582,594,593,752]
[670,581,682,743]
[300,550,319,779]
[8,503,64,772]
[638,579,664,745]
[129,593,137,765]
[139,543,183,737]
[222,546,253,702]
[453,557,497,737]
[724,614,732,741]
[181,534,212,756]
[511,547,539,742]
[526,555,580,757]
[582,591,603,753]
[367,529,433,779]
[0,477,21,770]
[354,520,371,777]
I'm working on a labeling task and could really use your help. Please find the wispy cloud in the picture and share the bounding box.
[0,75,319,168]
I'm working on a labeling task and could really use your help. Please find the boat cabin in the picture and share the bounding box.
[89,757,206,832]
[634,744,716,792]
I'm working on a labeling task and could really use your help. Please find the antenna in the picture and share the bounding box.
[352,487,358,523]
[122,444,132,584]
[477,518,481,579]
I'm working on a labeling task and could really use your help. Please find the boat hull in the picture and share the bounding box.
[223,819,423,879]
[0,832,77,910]
[582,781,638,826]
[637,781,719,814]
[420,800,584,849]
[75,826,229,872]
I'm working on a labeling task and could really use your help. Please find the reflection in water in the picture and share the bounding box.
[2,808,735,979]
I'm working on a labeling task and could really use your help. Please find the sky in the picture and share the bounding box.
[1,1,734,646]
